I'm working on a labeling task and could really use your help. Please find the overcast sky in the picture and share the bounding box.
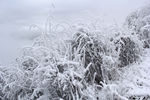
[0,0,149,65]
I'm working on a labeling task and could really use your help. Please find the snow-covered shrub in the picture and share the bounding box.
[71,29,104,85]
[115,36,142,67]
[0,33,87,100]
[0,66,6,99]
[21,57,38,71]
[99,30,143,85]
[0,65,34,100]
[125,5,150,48]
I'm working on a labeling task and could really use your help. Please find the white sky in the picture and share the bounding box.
[0,0,149,65]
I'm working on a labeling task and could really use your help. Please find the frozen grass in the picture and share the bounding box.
[0,5,150,100]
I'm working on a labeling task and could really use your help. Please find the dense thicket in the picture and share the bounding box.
[125,5,150,48]
[0,5,149,100]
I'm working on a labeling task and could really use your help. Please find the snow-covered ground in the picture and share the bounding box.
[114,49,150,99]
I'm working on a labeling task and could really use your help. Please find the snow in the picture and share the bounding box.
[0,1,150,100]
[114,49,150,98]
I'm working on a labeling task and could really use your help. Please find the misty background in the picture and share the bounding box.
[0,0,149,65]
